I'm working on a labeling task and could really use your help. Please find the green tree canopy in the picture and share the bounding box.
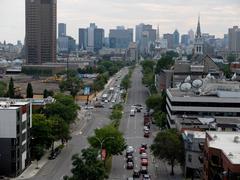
[154,111,167,129]
[65,148,107,180]
[88,125,126,157]
[155,55,174,73]
[8,77,15,98]
[26,82,33,98]
[151,129,184,175]
[59,76,82,97]
[0,81,7,97]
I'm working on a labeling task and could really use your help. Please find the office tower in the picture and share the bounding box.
[68,36,76,53]
[87,23,97,52]
[173,29,180,48]
[188,29,195,44]
[0,99,32,177]
[228,26,240,51]
[58,36,76,53]
[94,28,104,52]
[194,16,203,55]
[135,23,156,44]
[181,34,189,46]
[58,23,66,37]
[109,27,133,49]
[78,28,87,50]
[163,33,174,49]
[25,0,56,64]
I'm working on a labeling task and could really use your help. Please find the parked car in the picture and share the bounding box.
[130,109,135,116]
[126,154,134,162]
[133,169,141,178]
[144,130,150,138]
[127,161,134,169]
[48,147,61,160]
[126,146,134,153]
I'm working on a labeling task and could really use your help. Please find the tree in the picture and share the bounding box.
[151,129,184,176]
[48,115,71,145]
[145,94,162,110]
[59,77,82,97]
[43,89,54,98]
[32,114,53,149]
[109,110,122,121]
[227,53,236,63]
[88,125,126,158]
[154,111,167,128]
[26,83,33,98]
[44,94,79,124]
[155,55,174,73]
[0,81,7,97]
[64,148,106,180]
[31,144,44,169]
[8,77,15,98]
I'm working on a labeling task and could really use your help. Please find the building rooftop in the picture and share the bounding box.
[168,78,240,98]
[207,131,240,165]
[184,130,206,140]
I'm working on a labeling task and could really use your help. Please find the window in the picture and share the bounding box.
[188,154,192,162]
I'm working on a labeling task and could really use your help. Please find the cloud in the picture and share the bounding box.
[0,0,239,43]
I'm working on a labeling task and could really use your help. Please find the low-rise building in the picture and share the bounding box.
[0,99,32,177]
[166,78,240,129]
[203,131,240,180]
[182,130,205,178]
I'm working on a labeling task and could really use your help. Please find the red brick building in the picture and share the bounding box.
[203,131,240,180]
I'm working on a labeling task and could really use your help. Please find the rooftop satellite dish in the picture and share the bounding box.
[180,82,192,92]
[192,79,203,88]
[206,73,211,79]
[231,73,237,81]
[184,75,191,83]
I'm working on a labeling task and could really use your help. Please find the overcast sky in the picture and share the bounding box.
[0,0,239,43]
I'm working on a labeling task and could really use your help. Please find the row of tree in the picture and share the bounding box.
[31,94,79,164]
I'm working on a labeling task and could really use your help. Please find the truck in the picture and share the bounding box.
[143,113,151,126]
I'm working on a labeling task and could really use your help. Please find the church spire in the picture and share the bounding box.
[196,14,201,37]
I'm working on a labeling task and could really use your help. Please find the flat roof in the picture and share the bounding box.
[207,131,240,165]
[184,130,205,139]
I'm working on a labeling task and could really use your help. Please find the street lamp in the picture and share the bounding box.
[93,136,114,160]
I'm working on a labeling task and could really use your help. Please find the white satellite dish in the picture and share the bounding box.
[231,73,237,81]
[180,82,192,92]
[206,73,211,79]
[184,75,191,83]
[192,79,203,88]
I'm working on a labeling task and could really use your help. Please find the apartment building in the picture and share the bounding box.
[0,99,32,177]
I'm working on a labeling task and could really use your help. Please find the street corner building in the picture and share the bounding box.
[0,99,32,177]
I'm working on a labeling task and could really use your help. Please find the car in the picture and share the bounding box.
[141,143,148,149]
[142,174,151,180]
[141,153,148,159]
[127,178,134,180]
[140,165,148,174]
[94,102,104,108]
[139,147,146,154]
[109,104,114,109]
[144,131,150,138]
[126,161,134,169]
[126,154,134,162]
[141,158,148,166]
[143,126,149,131]
[84,105,94,110]
[133,169,141,178]
[130,109,135,116]
[126,146,134,153]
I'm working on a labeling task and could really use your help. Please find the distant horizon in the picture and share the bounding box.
[0,0,239,44]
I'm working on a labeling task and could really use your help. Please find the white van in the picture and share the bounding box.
[130,109,135,117]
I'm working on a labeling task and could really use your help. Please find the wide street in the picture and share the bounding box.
[24,68,128,180]
[109,65,182,180]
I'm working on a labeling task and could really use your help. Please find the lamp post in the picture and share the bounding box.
[93,136,114,160]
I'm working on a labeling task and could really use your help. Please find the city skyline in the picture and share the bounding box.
[0,0,239,43]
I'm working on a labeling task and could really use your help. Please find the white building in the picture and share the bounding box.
[0,99,32,177]
[166,78,240,129]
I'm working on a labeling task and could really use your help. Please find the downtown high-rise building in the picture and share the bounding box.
[25,0,57,64]
[109,26,133,49]
[228,26,240,52]
[78,28,88,50]
[58,23,66,37]
[163,33,174,49]
[173,29,180,48]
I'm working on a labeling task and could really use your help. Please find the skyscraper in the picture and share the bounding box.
[58,23,66,38]
[78,28,87,50]
[228,26,240,52]
[109,27,133,49]
[181,34,189,46]
[173,29,180,48]
[188,29,195,44]
[87,23,97,52]
[163,33,174,49]
[94,28,104,52]
[25,0,56,64]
